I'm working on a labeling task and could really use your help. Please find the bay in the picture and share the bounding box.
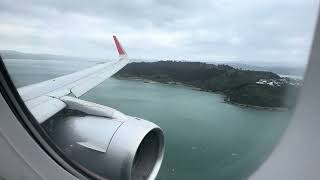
[4,59,291,180]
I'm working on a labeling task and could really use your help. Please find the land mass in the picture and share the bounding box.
[115,61,301,109]
[0,50,102,62]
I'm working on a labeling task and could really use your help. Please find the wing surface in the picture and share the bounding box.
[17,36,129,123]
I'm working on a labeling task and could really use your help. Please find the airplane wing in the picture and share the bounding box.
[17,36,129,123]
[2,36,165,178]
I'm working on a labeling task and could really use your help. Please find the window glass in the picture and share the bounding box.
[1,0,318,180]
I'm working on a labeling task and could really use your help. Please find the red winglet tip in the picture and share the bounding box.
[113,35,126,57]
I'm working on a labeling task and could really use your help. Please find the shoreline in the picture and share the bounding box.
[224,100,289,111]
[114,76,289,111]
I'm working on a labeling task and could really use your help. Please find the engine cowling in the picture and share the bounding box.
[42,97,165,180]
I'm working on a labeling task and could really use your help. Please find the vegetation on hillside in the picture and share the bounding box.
[115,61,300,109]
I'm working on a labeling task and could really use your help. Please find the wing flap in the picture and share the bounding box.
[26,96,66,123]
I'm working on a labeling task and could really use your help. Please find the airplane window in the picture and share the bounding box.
[0,0,318,180]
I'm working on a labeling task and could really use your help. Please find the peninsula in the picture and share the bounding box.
[115,61,301,109]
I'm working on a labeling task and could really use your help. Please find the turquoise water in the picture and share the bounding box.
[4,59,291,180]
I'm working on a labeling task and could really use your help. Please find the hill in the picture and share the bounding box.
[226,62,305,77]
[0,50,102,62]
[115,61,301,109]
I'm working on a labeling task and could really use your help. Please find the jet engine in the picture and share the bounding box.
[42,96,165,180]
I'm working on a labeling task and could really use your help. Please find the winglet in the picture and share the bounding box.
[113,35,127,59]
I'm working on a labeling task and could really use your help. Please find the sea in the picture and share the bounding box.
[3,59,292,180]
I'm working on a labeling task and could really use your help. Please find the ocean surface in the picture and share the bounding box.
[4,59,292,180]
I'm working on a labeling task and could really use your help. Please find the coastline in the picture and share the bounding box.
[114,76,289,111]
[224,100,289,111]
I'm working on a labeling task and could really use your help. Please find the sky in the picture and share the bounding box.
[0,0,319,67]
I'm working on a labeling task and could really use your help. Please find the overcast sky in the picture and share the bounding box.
[0,0,319,67]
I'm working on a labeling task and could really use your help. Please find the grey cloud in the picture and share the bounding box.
[0,0,318,67]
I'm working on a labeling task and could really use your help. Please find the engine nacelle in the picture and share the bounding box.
[42,97,165,180]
